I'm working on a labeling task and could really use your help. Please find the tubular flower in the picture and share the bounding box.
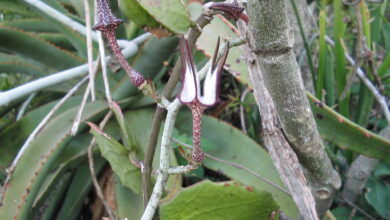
[179,36,229,163]
[93,0,146,89]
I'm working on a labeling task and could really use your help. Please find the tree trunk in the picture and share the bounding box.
[241,0,341,216]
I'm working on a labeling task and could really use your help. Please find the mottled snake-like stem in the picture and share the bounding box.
[189,102,206,163]
[105,31,146,88]
[93,0,146,89]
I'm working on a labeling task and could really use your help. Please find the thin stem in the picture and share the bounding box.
[98,32,112,102]
[16,92,36,121]
[87,111,117,220]
[141,99,182,220]
[84,0,96,101]
[71,56,101,135]
[239,88,251,134]
[325,36,390,124]
[2,76,89,201]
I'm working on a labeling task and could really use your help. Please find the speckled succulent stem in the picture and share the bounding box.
[104,31,145,88]
[94,0,146,89]
[188,102,206,163]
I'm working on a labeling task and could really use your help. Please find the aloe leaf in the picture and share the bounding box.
[316,10,326,99]
[308,92,390,161]
[333,0,349,117]
[0,53,46,76]
[55,157,106,220]
[175,112,299,218]
[119,0,190,36]
[88,122,142,194]
[0,100,108,220]
[160,180,279,220]
[0,25,84,70]
[324,45,335,106]
[1,18,57,32]
[36,172,72,220]
[37,32,74,50]
[0,96,83,178]
[0,0,37,17]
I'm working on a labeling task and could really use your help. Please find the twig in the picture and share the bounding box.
[141,99,182,220]
[84,0,96,101]
[325,36,390,124]
[71,56,101,135]
[239,88,251,134]
[2,76,89,201]
[16,92,36,121]
[173,138,290,195]
[21,0,130,48]
[87,111,117,220]
[340,4,364,100]
[98,32,112,102]
[335,197,376,220]
[0,33,150,107]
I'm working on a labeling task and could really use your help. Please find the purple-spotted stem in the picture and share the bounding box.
[93,0,157,98]
[179,37,229,163]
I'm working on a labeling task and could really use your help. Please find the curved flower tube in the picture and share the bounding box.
[179,36,229,163]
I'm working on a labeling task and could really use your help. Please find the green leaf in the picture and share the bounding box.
[1,18,58,32]
[175,112,299,218]
[119,0,190,36]
[0,25,84,70]
[308,92,390,162]
[365,177,390,218]
[109,101,142,159]
[160,180,279,220]
[373,162,390,178]
[88,122,142,194]
[115,175,144,220]
[0,0,37,17]
[56,157,106,220]
[0,52,46,76]
[0,101,108,220]
[0,96,83,177]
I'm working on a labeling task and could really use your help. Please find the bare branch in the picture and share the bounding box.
[325,36,390,124]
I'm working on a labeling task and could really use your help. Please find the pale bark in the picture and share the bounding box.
[342,126,390,203]
[242,0,341,215]
[239,26,318,219]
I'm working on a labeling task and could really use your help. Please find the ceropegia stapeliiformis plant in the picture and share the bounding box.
[179,36,229,163]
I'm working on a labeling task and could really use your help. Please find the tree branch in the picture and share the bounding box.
[242,0,341,216]
[325,36,390,124]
